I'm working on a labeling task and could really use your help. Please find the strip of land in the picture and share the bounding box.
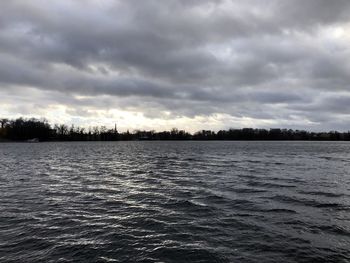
[0,117,349,141]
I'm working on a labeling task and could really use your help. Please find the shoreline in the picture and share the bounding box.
[1,139,350,143]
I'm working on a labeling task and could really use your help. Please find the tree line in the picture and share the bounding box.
[1,117,350,141]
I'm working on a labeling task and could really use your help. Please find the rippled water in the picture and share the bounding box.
[0,141,349,263]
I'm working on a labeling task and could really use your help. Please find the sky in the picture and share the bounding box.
[1,0,350,132]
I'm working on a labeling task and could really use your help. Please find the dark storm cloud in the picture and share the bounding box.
[1,0,350,129]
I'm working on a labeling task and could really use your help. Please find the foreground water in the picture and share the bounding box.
[0,141,349,263]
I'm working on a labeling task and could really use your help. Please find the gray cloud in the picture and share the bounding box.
[1,0,350,130]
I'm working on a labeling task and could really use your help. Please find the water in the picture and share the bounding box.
[0,141,349,263]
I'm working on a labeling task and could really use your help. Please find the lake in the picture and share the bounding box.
[0,141,349,262]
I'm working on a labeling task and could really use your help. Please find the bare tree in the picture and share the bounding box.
[0,118,8,129]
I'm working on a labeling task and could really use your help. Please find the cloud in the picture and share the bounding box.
[1,0,350,131]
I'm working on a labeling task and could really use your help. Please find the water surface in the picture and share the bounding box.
[0,141,349,262]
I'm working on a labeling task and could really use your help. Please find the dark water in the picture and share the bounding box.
[0,141,349,263]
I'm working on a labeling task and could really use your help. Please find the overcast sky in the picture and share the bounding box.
[1,0,350,131]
